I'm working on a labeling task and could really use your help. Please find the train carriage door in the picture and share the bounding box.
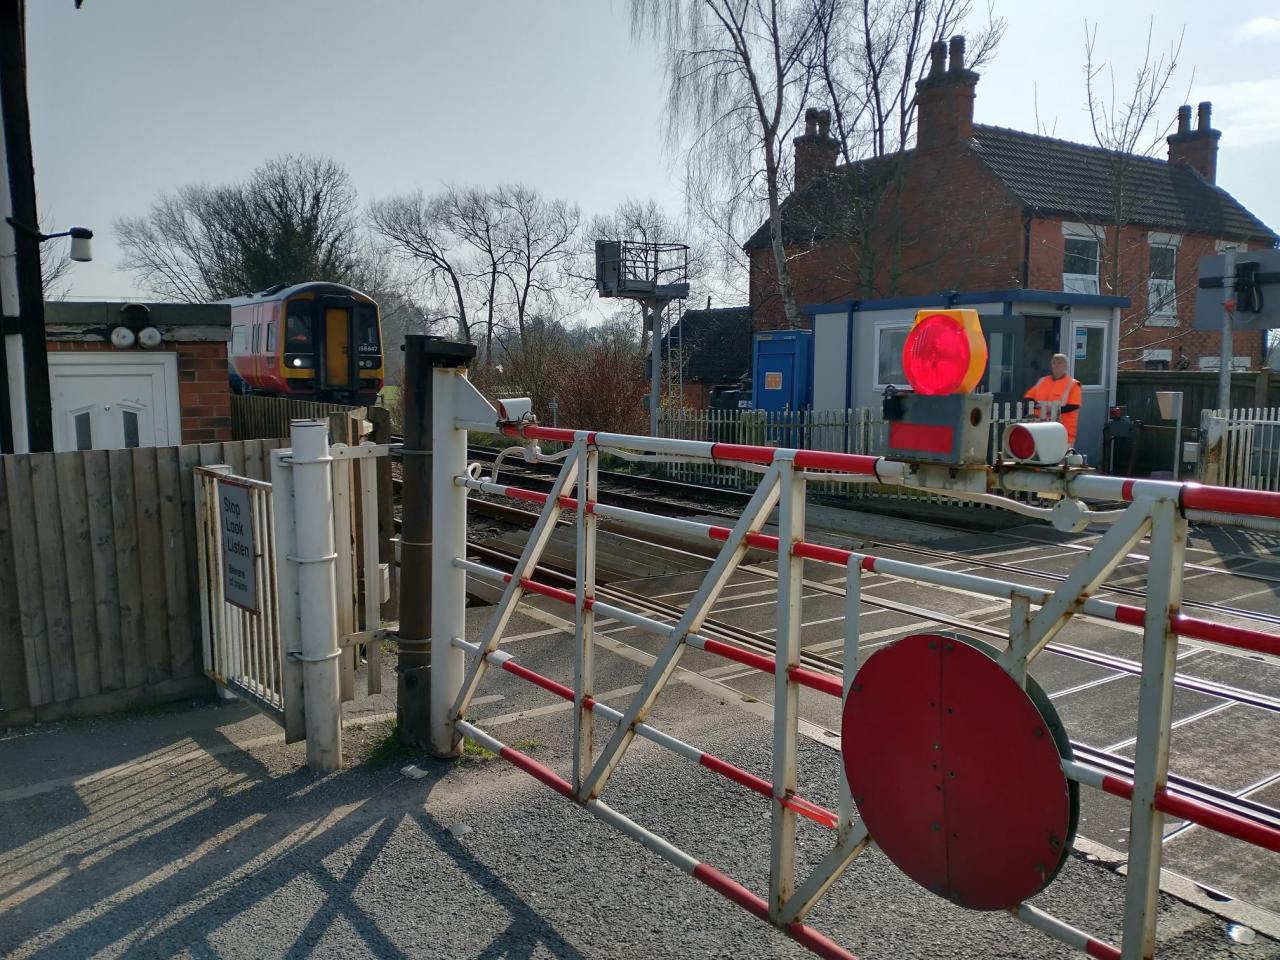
[322,299,353,389]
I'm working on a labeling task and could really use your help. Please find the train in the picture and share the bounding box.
[224,281,384,404]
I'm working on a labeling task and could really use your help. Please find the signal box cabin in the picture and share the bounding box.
[808,289,1127,465]
[44,300,233,451]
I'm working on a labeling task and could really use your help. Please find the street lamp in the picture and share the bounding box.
[5,218,93,261]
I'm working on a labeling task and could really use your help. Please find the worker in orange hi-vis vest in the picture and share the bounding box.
[1024,353,1082,447]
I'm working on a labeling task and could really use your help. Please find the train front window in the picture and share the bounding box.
[357,305,380,352]
[286,306,313,349]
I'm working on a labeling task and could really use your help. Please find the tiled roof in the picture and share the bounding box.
[664,306,752,383]
[970,125,1277,243]
[745,127,1278,252]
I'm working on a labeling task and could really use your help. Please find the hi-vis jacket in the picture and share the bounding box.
[1025,375,1082,446]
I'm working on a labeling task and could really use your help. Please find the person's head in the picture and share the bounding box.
[1051,353,1069,378]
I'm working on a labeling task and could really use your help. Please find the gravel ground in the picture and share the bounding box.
[2,667,1277,960]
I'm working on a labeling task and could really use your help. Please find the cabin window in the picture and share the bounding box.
[285,302,314,350]
[231,326,248,355]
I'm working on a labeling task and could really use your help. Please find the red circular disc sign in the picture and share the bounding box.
[841,634,1077,911]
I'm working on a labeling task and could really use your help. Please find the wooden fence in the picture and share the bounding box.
[1113,370,1277,476]
[231,393,358,441]
[0,439,284,728]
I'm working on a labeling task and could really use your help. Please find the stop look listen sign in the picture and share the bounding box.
[219,477,258,612]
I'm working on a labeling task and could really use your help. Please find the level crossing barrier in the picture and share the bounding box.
[195,418,392,771]
[427,363,1280,960]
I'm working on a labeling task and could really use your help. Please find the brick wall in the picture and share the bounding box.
[749,147,1025,331]
[45,339,232,443]
[1025,222,1263,370]
[750,144,1266,370]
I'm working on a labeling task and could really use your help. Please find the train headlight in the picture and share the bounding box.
[292,357,304,368]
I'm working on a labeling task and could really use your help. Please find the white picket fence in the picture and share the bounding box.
[1200,407,1280,492]
[660,403,1039,500]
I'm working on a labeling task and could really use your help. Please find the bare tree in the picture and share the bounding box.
[1079,20,1190,360]
[40,238,71,300]
[633,0,826,328]
[495,184,580,336]
[557,317,650,433]
[116,154,360,302]
[369,190,473,342]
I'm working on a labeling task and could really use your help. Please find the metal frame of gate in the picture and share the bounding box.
[195,418,392,771]
[428,366,1280,960]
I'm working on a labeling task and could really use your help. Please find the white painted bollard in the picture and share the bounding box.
[430,365,467,757]
[290,418,343,772]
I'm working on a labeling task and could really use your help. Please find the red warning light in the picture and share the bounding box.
[1006,424,1037,460]
[902,310,988,395]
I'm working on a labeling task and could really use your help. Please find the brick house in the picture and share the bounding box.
[662,305,753,408]
[44,301,232,449]
[745,35,1278,371]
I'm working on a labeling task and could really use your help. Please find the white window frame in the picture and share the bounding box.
[1062,223,1102,295]
[873,322,912,389]
[1215,239,1248,254]
[1146,232,1180,325]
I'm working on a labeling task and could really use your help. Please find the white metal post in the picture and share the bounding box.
[271,448,306,743]
[573,439,598,797]
[431,366,468,757]
[770,457,804,918]
[840,557,860,837]
[1120,496,1186,959]
[290,419,343,772]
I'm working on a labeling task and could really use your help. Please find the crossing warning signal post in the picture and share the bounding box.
[884,309,993,472]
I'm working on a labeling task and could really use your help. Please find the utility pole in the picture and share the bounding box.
[1216,248,1236,413]
[649,299,662,438]
[0,0,53,453]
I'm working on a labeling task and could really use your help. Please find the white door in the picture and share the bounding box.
[49,354,182,451]
[1069,321,1109,465]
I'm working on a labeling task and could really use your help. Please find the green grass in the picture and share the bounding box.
[361,718,420,769]
[462,740,497,761]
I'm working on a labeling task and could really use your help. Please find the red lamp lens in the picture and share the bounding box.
[902,314,972,395]
[1008,425,1036,460]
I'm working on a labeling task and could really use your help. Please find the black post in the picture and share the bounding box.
[0,0,52,451]
[397,337,434,746]
[396,335,477,747]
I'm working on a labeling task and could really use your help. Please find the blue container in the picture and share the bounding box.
[752,330,814,413]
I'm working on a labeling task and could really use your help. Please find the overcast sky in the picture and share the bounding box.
[25,0,1280,301]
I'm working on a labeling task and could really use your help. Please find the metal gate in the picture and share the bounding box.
[195,418,392,770]
[425,365,1280,960]
[1201,407,1280,490]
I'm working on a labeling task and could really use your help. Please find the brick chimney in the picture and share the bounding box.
[915,35,979,151]
[793,107,839,190]
[1166,101,1220,183]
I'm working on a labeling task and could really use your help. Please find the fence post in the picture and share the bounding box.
[290,418,342,772]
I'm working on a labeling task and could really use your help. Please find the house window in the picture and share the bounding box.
[875,326,910,387]
[1143,348,1172,371]
[1062,227,1100,295]
[1147,234,1179,325]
